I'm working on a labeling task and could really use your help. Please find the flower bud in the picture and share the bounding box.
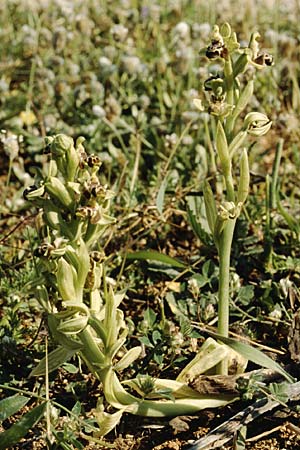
[57,257,77,301]
[237,149,250,204]
[23,184,45,200]
[45,176,73,210]
[51,134,74,156]
[57,315,89,335]
[43,210,60,229]
[46,160,57,178]
[65,144,79,181]
[244,112,272,136]
[216,121,230,173]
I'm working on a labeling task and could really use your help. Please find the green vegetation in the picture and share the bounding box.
[0,1,300,448]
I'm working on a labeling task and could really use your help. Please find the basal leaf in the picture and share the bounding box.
[0,403,46,450]
[0,395,29,422]
[207,331,294,383]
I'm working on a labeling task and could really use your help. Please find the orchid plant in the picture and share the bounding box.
[23,24,291,438]
[25,134,238,436]
[193,23,273,374]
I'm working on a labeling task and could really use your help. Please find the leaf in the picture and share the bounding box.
[94,398,125,437]
[156,175,169,215]
[0,403,46,450]
[155,388,175,401]
[144,307,157,327]
[186,195,212,245]
[232,80,254,122]
[177,338,229,382]
[0,395,29,422]
[139,336,154,348]
[165,292,185,318]
[237,285,254,305]
[207,331,294,383]
[71,401,81,416]
[269,382,289,404]
[62,362,79,374]
[216,121,230,172]
[114,346,142,371]
[126,250,186,268]
[152,329,162,344]
[30,346,78,377]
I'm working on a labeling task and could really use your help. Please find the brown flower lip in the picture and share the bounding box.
[206,39,224,58]
[253,52,274,66]
[206,39,229,59]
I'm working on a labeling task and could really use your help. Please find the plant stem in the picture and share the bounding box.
[216,218,236,375]
[130,132,141,195]
[224,57,235,136]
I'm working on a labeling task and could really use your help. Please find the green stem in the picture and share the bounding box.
[224,170,235,202]
[224,57,235,136]
[270,138,283,209]
[216,218,236,375]
[130,132,141,195]
[204,119,217,175]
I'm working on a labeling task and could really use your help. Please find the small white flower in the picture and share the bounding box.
[269,305,282,320]
[1,133,19,159]
[165,133,178,149]
[92,105,106,118]
[173,21,190,39]
[121,55,143,75]
[110,24,128,41]
[99,56,112,68]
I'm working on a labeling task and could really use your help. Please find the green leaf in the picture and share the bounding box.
[152,329,162,344]
[155,388,175,401]
[0,403,46,450]
[114,346,142,371]
[71,401,81,416]
[139,336,154,348]
[269,382,289,404]
[30,346,78,377]
[0,395,29,422]
[186,195,212,245]
[62,362,79,374]
[165,292,185,318]
[237,285,254,305]
[144,308,157,328]
[207,331,295,383]
[126,250,186,268]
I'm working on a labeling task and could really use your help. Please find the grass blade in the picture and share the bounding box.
[126,250,186,268]
[156,175,169,215]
